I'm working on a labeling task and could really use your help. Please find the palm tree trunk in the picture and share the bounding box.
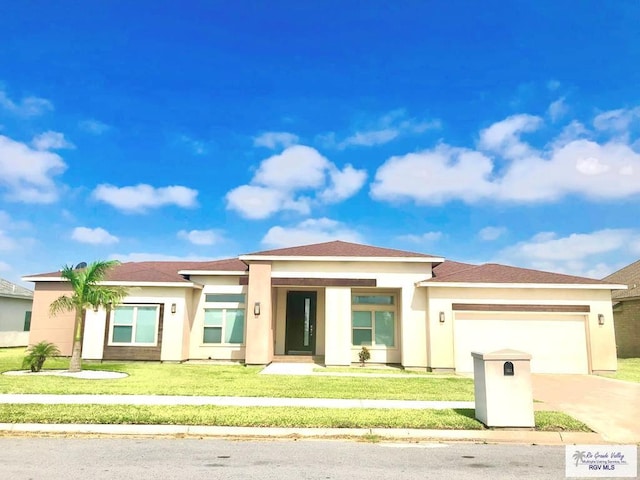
[68,309,84,372]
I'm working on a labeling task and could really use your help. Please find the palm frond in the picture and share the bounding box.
[84,260,121,284]
[49,295,76,315]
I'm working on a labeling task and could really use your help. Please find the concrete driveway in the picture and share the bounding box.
[532,374,640,444]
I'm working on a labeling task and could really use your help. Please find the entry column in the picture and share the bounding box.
[245,262,273,365]
[324,287,352,365]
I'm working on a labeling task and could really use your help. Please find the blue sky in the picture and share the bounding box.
[1,1,640,286]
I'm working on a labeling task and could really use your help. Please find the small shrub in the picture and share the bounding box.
[358,346,371,367]
[23,341,61,372]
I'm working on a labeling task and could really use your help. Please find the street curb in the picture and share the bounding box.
[0,423,606,445]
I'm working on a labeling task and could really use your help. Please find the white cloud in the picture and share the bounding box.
[253,145,329,190]
[253,131,299,149]
[226,185,309,219]
[478,114,542,159]
[0,89,53,117]
[478,226,507,241]
[370,145,494,204]
[373,108,640,205]
[318,165,367,203]
[340,128,399,148]
[496,229,640,277]
[177,229,223,246]
[93,184,199,213]
[261,218,364,248]
[336,110,440,149]
[79,119,110,135]
[226,145,366,219]
[593,107,640,132]
[108,252,213,263]
[32,131,75,151]
[397,232,443,243]
[0,134,67,203]
[547,97,568,122]
[0,260,10,272]
[71,227,119,245]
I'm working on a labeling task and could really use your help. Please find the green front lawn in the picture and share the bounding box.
[613,358,640,383]
[0,404,592,432]
[0,348,474,400]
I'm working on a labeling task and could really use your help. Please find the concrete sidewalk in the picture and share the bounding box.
[0,423,604,445]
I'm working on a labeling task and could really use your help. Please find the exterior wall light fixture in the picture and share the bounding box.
[598,314,605,325]
[254,302,261,316]
[439,311,445,323]
[171,303,177,314]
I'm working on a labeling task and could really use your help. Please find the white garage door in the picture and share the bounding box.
[454,312,589,374]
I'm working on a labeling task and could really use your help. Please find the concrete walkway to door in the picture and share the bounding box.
[532,374,640,444]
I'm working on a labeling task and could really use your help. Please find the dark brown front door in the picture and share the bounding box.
[285,291,317,355]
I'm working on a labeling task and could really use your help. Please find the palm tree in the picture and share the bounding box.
[49,260,128,372]
[23,341,61,372]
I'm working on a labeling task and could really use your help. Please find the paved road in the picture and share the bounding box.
[0,437,573,479]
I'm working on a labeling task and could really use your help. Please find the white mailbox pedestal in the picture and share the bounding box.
[472,349,534,427]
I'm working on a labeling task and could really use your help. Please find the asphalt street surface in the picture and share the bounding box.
[0,436,576,479]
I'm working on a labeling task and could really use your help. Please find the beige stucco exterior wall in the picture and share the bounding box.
[399,285,428,368]
[29,283,75,355]
[245,262,273,364]
[82,287,193,361]
[188,278,246,361]
[82,308,107,359]
[324,287,352,365]
[271,260,434,366]
[425,286,618,373]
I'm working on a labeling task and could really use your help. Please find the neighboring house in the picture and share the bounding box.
[0,278,33,347]
[603,260,640,358]
[23,240,624,374]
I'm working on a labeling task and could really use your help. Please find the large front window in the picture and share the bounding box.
[352,294,396,347]
[203,293,246,345]
[110,305,159,345]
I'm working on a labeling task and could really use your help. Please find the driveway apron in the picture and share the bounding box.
[532,374,640,443]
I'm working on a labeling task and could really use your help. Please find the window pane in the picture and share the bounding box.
[135,307,157,343]
[205,294,246,303]
[353,295,394,305]
[225,309,245,344]
[375,311,395,346]
[23,311,32,331]
[204,309,223,326]
[352,311,372,327]
[113,325,132,343]
[114,306,134,325]
[352,329,372,345]
[203,327,222,343]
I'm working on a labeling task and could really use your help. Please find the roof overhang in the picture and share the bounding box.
[178,270,248,276]
[22,276,63,282]
[99,281,201,288]
[239,255,445,263]
[21,277,200,288]
[417,281,628,290]
[0,293,33,300]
